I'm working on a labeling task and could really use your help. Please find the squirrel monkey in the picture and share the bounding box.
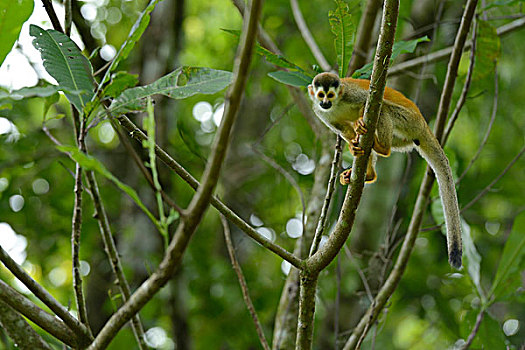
[308,72,462,268]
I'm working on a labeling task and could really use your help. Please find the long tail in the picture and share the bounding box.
[416,133,462,268]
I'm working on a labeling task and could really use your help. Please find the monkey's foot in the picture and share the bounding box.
[355,118,367,135]
[339,168,377,185]
[339,169,352,185]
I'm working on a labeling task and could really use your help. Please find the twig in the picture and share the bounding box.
[388,17,525,77]
[220,216,271,350]
[309,136,343,256]
[455,65,499,184]
[460,309,485,350]
[461,145,525,213]
[0,280,79,348]
[344,246,373,303]
[443,18,479,145]
[64,0,72,36]
[290,0,331,71]
[343,1,479,348]
[117,115,302,268]
[41,0,64,33]
[110,117,183,214]
[335,256,341,350]
[87,1,265,347]
[0,246,92,345]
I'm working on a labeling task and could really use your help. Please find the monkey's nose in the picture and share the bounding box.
[320,101,332,109]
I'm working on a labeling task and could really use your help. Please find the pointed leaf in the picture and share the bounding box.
[268,70,313,87]
[353,36,430,79]
[98,0,160,89]
[109,67,233,114]
[103,71,139,99]
[0,0,34,66]
[490,211,525,300]
[222,28,302,71]
[0,85,61,100]
[329,0,357,77]
[30,25,94,112]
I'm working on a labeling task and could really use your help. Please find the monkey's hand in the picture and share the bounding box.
[340,169,352,185]
[355,117,367,135]
[349,137,364,156]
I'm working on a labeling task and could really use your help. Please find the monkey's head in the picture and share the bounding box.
[308,72,342,110]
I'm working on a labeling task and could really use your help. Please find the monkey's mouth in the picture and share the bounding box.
[319,101,332,109]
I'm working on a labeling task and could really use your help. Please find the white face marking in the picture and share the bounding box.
[311,86,339,111]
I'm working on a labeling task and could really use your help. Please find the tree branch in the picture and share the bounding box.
[460,309,485,350]
[0,246,92,344]
[0,280,79,348]
[87,1,265,347]
[388,17,525,77]
[290,0,331,71]
[343,1,479,348]
[221,216,270,350]
[296,1,400,348]
[0,301,52,350]
[116,114,302,268]
[347,0,382,75]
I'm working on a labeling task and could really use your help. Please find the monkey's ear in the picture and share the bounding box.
[308,85,314,95]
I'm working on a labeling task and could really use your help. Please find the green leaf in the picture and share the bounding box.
[103,71,139,99]
[268,70,313,87]
[109,67,233,114]
[30,25,94,112]
[462,220,484,300]
[0,0,34,66]
[490,211,525,300]
[353,36,429,79]
[43,92,60,120]
[222,28,302,71]
[0,85,61,100]
[329,0,357,77]
[460,311,506,349]
[98,0,160,89]
[473,20,500,82]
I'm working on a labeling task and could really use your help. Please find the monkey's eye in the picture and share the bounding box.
[317,92,325,99]
[327,92,335,99]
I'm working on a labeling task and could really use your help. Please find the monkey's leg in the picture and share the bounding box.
[373,111,392,157]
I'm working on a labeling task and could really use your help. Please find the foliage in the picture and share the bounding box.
[0,0,524,349]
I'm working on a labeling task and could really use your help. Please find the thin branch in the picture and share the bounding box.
[460,309,485,350]
[87,2,265,347]
[388,17,525,77]
[443,18,479,145]
[84,170,149,350]
[307,0,400,274]
[343,1,479,348]
[110,118,184,214]
[0,246,92,344]
[64,0,72,36]
[290,0,331,71]
[0,280,79,348]
[221,216,271,350]
[71,117,91,333]
[0,301,52,350]
[41,0,64,33]
[116,115,302,268]
[297,1,400,348]
[455,65,499,183]
[309,136,343,256]
[344,246,373,303]
[461,145,525,212]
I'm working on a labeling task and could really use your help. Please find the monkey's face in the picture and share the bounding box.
[308,73,342,111]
